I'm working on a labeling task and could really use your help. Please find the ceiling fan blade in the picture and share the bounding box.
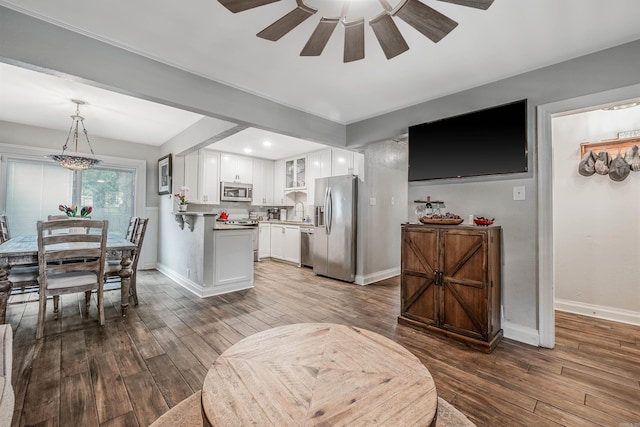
[393,0,458,43]
[218,0,280,13]
[257,1,317,41]
[343,18,365,63]
[436,0,494,10]
[300,18,339,56]
[370,13,409,59]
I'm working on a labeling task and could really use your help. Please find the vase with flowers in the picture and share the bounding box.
[175,186,190,211]
[58,204,92,217]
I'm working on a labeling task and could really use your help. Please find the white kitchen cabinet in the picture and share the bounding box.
[220,153,253,183]
[270,224,300,264]
[184,151,199,201]
[284,225,301,264]
[332,148,364,180]
[252,159,274,206]
[184,150,219,204]
[273,160,293,206]
[307,148,332,204]
[284,156,306,190]
[258,223,271,259]
[270,223,286,259]
[199,150,220,203]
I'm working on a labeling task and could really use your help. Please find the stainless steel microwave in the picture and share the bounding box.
[220,182,253,202]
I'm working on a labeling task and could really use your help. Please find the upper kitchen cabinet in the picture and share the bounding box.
[220,153,253,184]
[307,148,332,204]
[332,148,364,179]
[184,150,219,204]
[273,160,289,206]
[252,159,274,206]
[285,156,306,190]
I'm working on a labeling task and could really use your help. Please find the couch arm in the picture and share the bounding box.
[0,324,14,427]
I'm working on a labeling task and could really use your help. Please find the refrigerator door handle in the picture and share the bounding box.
[327,186,333,235]
[323,186,329,234]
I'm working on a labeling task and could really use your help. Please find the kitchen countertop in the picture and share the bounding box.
[261,220,313,226]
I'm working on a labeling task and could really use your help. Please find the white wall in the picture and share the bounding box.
[552,107,640,323]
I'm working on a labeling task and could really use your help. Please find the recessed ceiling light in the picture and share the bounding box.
[244,148,252,154]
[263,141,272,147]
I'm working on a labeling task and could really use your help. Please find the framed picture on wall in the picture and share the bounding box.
[158,154,172,195]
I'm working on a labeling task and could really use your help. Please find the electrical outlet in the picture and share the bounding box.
[391,197,395,205]
[369,197,376,206]
[513,186,525,201]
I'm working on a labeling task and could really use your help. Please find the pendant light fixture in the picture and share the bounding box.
[45,99,103,170]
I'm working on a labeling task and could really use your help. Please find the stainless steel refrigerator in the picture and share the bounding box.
[313,175,357,282]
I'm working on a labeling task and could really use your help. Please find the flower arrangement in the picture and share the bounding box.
[58,204,92,217]
[174,186,190,205]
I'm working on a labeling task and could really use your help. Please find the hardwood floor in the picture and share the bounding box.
[6,261,640,426]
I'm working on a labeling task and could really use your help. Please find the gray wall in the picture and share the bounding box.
[347,39,640,333]
[356,140,408,284]
[0,120,159,207]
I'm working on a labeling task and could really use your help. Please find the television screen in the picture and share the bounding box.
[408,99,528,181]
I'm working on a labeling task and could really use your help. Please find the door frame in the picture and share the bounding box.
[536,83,640,348]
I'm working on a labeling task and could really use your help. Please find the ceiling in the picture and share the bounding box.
[2,0,640,155]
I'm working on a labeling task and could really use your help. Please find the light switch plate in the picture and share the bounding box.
[513,186,525,201]
[369,197,376,206]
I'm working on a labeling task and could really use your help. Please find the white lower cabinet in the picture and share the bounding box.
[258,223,271,260]
[270,224,300,265]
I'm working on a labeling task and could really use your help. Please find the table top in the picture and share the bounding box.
[201,323,437,426]
[0,234,136,257]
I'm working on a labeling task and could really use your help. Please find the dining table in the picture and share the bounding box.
[0,234,137,324]
[201,323,438,426]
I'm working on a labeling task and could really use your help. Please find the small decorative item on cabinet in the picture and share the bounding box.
[473,217,495,226]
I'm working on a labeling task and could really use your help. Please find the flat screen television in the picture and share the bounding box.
[408,99,528,181]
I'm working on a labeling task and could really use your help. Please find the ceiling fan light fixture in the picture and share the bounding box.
[45,99,103,171]
[219,0,493,62]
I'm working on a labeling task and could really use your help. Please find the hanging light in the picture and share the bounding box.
[45,99,103,170]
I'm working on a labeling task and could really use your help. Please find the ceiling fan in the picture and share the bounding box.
[218,0,494,62]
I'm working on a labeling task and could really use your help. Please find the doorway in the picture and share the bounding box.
[537,83,640,348]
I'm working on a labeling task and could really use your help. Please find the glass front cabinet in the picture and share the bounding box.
[285,156,306,190]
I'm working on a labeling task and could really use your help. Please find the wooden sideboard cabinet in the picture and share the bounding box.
[399,224,503,352]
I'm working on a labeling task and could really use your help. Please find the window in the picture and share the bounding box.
[5,157,136,237]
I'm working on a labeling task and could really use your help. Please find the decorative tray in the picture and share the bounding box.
[419,217,464,225]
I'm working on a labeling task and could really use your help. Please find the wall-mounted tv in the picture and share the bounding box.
[408,99,528,181]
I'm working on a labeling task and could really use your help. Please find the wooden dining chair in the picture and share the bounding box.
[125,216,139,242]
[105,218,148,305]
[0,214,10,243]
[36,219,109,339]
[0,215,40,294]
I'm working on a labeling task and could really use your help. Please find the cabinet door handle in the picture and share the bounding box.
[434,270,444,286]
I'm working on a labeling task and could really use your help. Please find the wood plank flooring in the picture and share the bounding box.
[6,261,640,426]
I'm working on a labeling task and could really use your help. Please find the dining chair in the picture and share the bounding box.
[105,218,148,305]
[125,216,139,242]
[0,215,40,294]
[0,214,9,243]
[36,219,109,339]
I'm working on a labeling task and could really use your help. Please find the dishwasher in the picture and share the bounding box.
[300,226,314,268]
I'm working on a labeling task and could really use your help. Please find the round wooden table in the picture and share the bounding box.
[201,323,437,426]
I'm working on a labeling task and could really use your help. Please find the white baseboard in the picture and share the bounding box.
[555,298,640,326]
[355,267,400,285]
[502,321,540,347]
[156,262,253,298]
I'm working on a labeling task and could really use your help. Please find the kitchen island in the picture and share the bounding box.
[159,213,253,297]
